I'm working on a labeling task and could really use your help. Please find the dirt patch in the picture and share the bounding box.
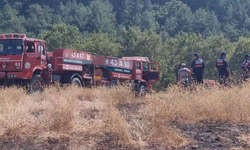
[96,132,137,150]
[176,121,250,149]
[0,136,69,150]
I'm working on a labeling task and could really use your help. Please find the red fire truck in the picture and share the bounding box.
[0,33,160,95]
[49,49,93,87]
[0,33,49,91]
[92,56,160,96]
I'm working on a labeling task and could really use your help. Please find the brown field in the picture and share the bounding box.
[1,84,250,149]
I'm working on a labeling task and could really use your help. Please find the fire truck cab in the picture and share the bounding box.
[0,33,48,91]
[123,57,160,96]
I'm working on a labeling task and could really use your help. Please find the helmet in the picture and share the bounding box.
[193,53,199,57]
[47,63,52,68]
[221,52,226,56]
[181,63,186,67]
[245,54,250,59]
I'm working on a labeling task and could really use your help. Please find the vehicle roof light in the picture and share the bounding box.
[0,33,26,38]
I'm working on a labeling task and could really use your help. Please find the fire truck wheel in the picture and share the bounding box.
[71,78,82,87]
[109,80,117,87]
[30,75,43,92]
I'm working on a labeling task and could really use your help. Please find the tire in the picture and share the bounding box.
[136,85,146,97]
[109,80,117,87]
[71,78,82,87]
[29,75,43,93]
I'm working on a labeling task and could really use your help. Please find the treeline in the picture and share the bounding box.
[1,0,250,87]
[2,0,250,39]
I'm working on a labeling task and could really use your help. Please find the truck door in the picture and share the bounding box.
[23,41,41,69]
[23,42,47,74]
[142,62,149,81]
[134,61,142,80]
[39,44,47,65]
[147,62,160,84]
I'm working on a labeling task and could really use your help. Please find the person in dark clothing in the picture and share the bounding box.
[190,53,205,84]
[40,63,52,87]
[242,54,250,80]
[216,52,231,85]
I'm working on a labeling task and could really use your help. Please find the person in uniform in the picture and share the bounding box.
[242,54,250,80]
[216,52,231,85]
[40,63,53,87]
[190,53,205,84]
[178,63,191,87]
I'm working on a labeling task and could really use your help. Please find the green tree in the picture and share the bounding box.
[55,2,91,32]
[160,0,194,36]
[81,32,121,56]
[122,0,159,30]
[40,24,82,51]
[25,4,55,35]
[88,0,116,33]
[230,37,250,73]
[193,9,221,36]
[0,4,26,33]
[119,27,162,61]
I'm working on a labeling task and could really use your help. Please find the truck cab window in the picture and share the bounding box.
[143,62,148,72]
[0,40,23,55]
[0,44,3,52]
[150,64,159,71]
[41,45,45,55]
[26,42,35,53]
[37,45,41,53]
[136,62,141,70]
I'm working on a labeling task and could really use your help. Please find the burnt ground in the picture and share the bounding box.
[0,136,70,150]
[176,121,250,150]
[0,122,250,150]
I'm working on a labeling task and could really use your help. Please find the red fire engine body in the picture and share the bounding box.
[49,49,93,87]
[92,56,160,94]
[0,33,160,95]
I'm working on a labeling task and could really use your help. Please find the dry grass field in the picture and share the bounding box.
[1,84,250,149]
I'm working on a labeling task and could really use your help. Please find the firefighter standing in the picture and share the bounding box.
[242,54,250,79]
[190,53,206,83]
[40,63,53,87]
[216,52,231,85]
[176,62,184,82]
[178,63,191,87]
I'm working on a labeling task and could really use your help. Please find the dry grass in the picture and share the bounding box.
[238,134,250,147]
[150,84,250,124]
[1,83,250,149]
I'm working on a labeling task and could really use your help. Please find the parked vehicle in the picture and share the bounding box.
[0,33,161,96]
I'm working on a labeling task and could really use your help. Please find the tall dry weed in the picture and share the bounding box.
[1,83,250,148]
[149,84,250,124]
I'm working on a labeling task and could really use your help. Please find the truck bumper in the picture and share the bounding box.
[0,71,30,79]
[0,71,30,85]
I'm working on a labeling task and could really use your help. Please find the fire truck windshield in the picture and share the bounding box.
[0,39,23,55]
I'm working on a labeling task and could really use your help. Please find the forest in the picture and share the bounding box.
[1,0,250,87]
